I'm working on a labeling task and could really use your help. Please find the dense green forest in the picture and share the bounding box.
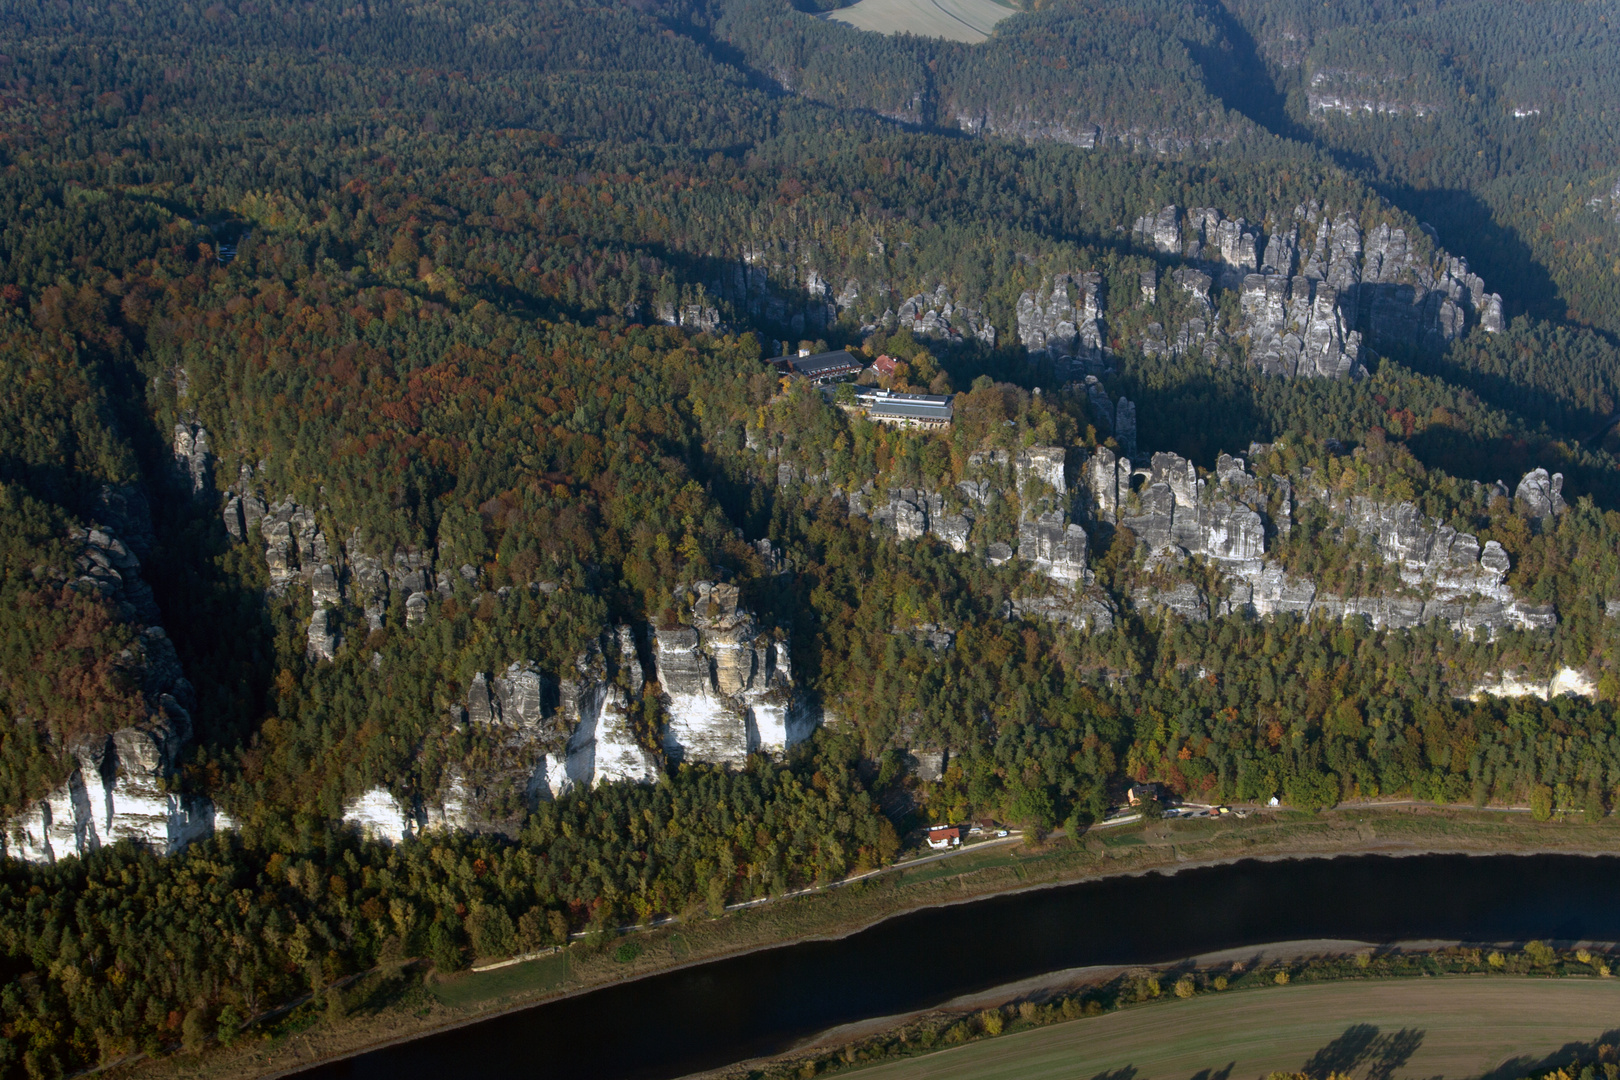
[2,0,1620,1075]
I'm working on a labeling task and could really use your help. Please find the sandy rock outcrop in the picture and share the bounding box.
[1515,468,1566,521]
[1084,448,1552,633]
[1133,205,1183,254]
[893,284,996,347]
[344,626,665,841]
[871,488,974,552]
[1469,667,1597,701]
[1134,203,1502,378]
[6,528,217,863]
[1239,273,1364,378]
[1018,513,1089,585]
[653,583,809,766]
[1017,273,1107,376]
[172,422,212,497]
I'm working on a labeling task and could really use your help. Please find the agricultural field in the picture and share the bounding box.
[821,0,1017,43]
[853,978,1620,1079]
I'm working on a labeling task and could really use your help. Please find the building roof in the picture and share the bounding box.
[855,388,952,407]
[857,389,953,422]
[868,401,953,422]
[769,351,864,380]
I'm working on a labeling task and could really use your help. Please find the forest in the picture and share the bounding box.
[1,0,1620,1076]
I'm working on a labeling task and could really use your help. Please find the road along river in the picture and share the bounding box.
[293,853,1620,1080]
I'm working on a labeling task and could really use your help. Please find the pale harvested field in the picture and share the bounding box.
[822,0,1016,43]
[853,978,1620,1080]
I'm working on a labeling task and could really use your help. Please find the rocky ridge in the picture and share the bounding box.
[1087,446,1556,633]
[1016,273,1108,379]
[1129,202,1502,376]
[343,586,810,843]
[5,526,218,863]
[950,111,1224,156]
[222,464,438,658]
[345,627,661,842]
[1306,69,1440,119]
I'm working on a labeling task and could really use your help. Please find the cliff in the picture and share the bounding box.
[6,526,218,863]
[1127,202,1502,377]
[1086,447,1557,633]
[654,581,810,765]
[342,625,661,841]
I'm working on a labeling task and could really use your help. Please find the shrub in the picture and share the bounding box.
[1525,940,1557,966]
[427,919,466,973]
[181,1007,210,1054]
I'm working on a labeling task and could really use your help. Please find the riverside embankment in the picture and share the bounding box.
[205,808,1620,1080]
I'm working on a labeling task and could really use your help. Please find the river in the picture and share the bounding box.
[295,853,1620,1080]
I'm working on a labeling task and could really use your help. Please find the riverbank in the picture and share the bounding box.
[111,805,1620,1080]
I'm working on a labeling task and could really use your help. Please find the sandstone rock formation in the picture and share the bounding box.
[1006,590,1116,632]
[1515,468,1566,520]
[654,582,809,766]
[1084,447,1552,633]
[1134,203,1502,376]
[1018,513,1089,585]
[1306,68,1439,119]
[871,488,974,552]
[656,299,721,333]
[1133,205,1183,253]
[172,422,212,497]
[893,284,996,346]
[6,527,217,863]
[1469,667,1596,701]
[1239,273,1364,378]
[1017,273,1106,377]
[343,626,663,841]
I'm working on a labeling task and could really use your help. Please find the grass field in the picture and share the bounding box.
[822,0,1017,43]
[852,978,1620,1080]
[428,951,570,1009]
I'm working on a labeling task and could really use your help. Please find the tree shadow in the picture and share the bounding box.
[1300,1024,1424,1080]
[1089,1067,1140,1080]
[1478,1030,1620,1080]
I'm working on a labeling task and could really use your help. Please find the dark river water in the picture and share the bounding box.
[297,854,1620,1080]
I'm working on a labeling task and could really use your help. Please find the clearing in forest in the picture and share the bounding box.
[821,0,1017,44]
[852,977,1620,1080]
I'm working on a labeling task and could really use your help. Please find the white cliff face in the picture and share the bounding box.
[8,710,218,862]
[588,686,660,786]
[654,582,806,765]
[345,626,665,840]
[1469,667,1597,702]
[343,788,418,844]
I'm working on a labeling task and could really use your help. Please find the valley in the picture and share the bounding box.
[2,0,1620,1077]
